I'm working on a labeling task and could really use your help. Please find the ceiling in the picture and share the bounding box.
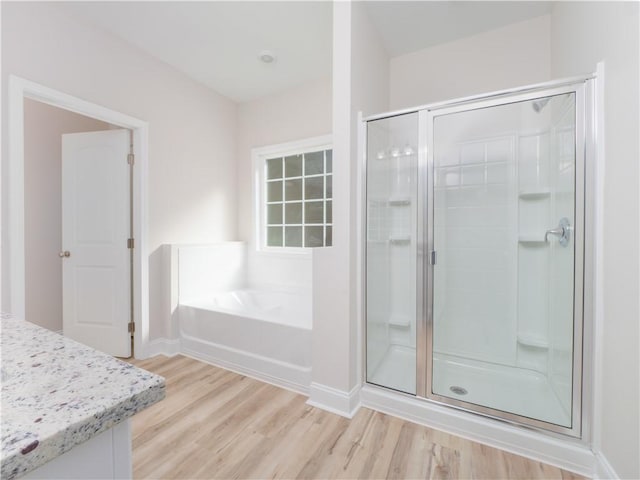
[364,1,552,57]
[61,1,333,103]
[60,1,552,103]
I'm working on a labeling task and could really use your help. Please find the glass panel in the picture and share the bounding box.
[325,150,332,173]
[304,201,324,224]
[285,226,302,247]
[326,175,332,199]
[304,151,324,175]
[431,93,576,428]
[285,179,302,201]
[326,200,332,223]
[365,112,418,395]
[325,226,332,246]
[267,180,282,202]
[285,155,303,177]
[266,158,283,179]
[267,226,283,247]
[285,202,302,224]
[305,226,324,247]
[305,177,324,200]
[267,204,282,225]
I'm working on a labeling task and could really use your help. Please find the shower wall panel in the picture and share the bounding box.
[433,110,519,368]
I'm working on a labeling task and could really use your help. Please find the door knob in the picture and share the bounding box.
[58,251,71,258]
[544,218,571,247]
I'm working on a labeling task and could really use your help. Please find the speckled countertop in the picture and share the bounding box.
[0,313,165,480]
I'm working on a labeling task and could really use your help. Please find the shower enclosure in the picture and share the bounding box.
[364,79,591,437]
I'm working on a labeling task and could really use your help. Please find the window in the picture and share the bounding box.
[254,137,332,250]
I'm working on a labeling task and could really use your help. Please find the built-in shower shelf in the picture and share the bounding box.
[388,197,411,206]
[519,189,551,199]
[517,333,549,349]
[388,315,411,328]
[374,150,416,161]
[389,235,411,245]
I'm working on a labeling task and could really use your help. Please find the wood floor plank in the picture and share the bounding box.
[132,361,229,432]
[242,400,322,478]
[293,413,351,479]
[133,370,251,449]
[327,408,376,479]
[130,355,588,480]
[136,380,273,478]
[220,395,313,479]
[362,412,408,479]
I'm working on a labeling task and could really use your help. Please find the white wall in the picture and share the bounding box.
[236,78,332,242]
[1,3,238,340]
[389,15,551,110]
[310,1,390,410]
[350,2,390,117]
[23,99,112,332]
[235,78,331,291]
[550,3,640,478]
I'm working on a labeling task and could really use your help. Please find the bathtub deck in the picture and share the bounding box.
[130,355,585,480]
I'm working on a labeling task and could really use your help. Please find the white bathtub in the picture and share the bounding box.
[179,289,312,393]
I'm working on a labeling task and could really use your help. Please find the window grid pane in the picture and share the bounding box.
[264,148,332,248]
[267,226,283,247]
[285,155,303,178]
[266,157,283,180]
[285,226,302,247]
[267,203,283,225]
[285,179,302,201]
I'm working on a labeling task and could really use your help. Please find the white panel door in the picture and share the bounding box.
[62,129,130,357]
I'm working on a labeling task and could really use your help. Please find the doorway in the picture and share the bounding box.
[24,102,133,356]
[6,76,150,358]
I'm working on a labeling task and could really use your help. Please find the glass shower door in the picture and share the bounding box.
[366,113,418,395]
[428,90,583,433]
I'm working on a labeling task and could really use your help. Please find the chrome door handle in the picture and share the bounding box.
[58,251,71,258]
[545,218,571,247]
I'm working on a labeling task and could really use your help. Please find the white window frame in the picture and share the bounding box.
[252,134,332,254]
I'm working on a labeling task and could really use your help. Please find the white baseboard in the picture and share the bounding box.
[361,384,597,478]
[307,382,361,418]
[180,333,311,396]
[594,450,619,479]
[142,337,181,358]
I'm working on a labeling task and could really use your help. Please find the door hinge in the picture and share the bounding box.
[127,153,135,165]
[429,250,437,265]
[128,321,135,333]
[127,238,135,249]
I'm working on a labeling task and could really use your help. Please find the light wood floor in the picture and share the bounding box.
[130,355,585,480]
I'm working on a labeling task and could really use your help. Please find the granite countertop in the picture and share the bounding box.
[0,313,165,480]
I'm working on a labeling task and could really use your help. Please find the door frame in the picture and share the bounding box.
[7,75,150,358]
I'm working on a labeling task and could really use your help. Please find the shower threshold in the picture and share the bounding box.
[367,349,571,429]
[432,353,571,428]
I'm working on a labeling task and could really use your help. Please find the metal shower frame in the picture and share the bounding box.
[361,74,596,439]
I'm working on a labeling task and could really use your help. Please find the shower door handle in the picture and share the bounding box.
[545,217,571,247]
